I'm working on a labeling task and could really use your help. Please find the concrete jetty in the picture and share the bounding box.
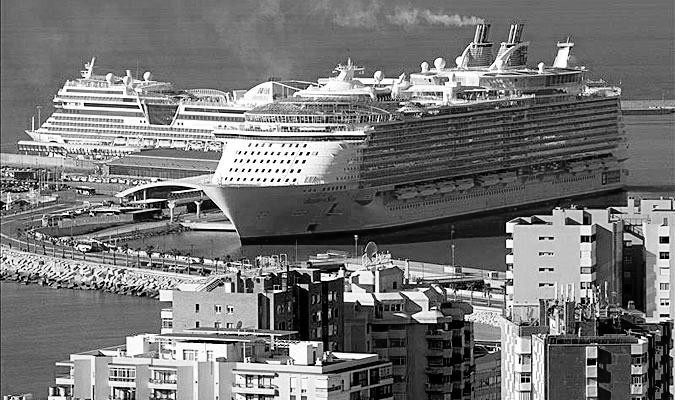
[0,247,207,298]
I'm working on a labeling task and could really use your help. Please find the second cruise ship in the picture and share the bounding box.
[204,23,628,239]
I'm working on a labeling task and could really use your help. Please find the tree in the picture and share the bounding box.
[214,257,220,274]
[121,243,130,267]
[145,245,155,269]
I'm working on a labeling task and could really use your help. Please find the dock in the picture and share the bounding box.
[621,99,674,115]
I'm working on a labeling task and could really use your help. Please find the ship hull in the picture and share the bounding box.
[203,168,626,240]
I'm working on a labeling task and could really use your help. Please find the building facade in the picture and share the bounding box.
[48,330,393,400]
[505,206,624,312]
[160,268,344,350]
[502,299,672,400]
[344,279,474,400]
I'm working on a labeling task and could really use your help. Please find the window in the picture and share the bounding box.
[161,318,173,328]
[519,372,531,384]
[538,267,555,272]
[227,305,235,314]
[660,298,670,307]
[195,321,200,328]
[587,357,597,365]
[538,282,554,287]
[660,283,670,291]
[183,349,198,361]
[226,322,234,328]
[215,305,222,314]
[391,356,406,366]
[581,234,597,243]
[195,304,200,313]
[109,367,135,382]
[538,251,554,256]
[206,350,214,361]
[389,338,405,347]
[659,236,670,244]
[214,321,222,329]
[538,236,554,241]
[659,252,670,259]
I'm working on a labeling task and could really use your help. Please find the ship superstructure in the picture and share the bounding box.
[23,58,307,159]
[200,23,627,239]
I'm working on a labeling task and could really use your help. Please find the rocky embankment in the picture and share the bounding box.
[466,308,504,329]
[0,248,204,298]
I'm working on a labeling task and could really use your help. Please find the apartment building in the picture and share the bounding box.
[506,197,674,322]
[343,266,474,400]
[160,267,344,349]
[505,206,624,312]
[502,299,672,400]
[48,329,393,400]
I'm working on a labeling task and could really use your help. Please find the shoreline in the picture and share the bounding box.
[0,247,207,298]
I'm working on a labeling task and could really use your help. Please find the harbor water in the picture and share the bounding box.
[1,0,673,396]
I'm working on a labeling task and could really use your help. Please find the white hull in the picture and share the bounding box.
[204,169,626,239]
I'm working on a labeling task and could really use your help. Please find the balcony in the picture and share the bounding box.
[232,383,278,396]
[586,385,598,397]
[160,308,173,319]
[506,254,514,265]
[517,382,531,392]
[586,365,598,378]
[425,365,453,374]
[631,384,646,395]
[506,270,514,280]
[55,374,74,386]
[506,239,514,249]
[425,383,449,393]
[631,364,647,375]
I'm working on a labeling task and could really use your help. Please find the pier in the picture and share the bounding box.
[621,99,675,114]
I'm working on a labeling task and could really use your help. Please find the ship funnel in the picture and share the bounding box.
[473,24,491,44]
[456,23,494,68]
[507,23,524,44]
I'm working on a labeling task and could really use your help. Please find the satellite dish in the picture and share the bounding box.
[236,321,243,329]
[537,62,545,74]
[143,71,152,81]
[420,61,429,73]
[373,70,384,83]
[364,241,378,261]
[434,57,446,71]
[122,76,132,86]
[105,73,114,85]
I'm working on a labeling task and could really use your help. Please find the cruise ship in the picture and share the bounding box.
[203,23,628,239]
[22,58,307,158]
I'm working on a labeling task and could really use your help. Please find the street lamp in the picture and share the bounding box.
[353,234,358,259]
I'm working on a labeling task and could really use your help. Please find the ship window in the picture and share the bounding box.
[146,104,178,125]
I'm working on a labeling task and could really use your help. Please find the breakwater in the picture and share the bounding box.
[0,248,205,298]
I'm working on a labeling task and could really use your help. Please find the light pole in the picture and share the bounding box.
[353,234,358,259]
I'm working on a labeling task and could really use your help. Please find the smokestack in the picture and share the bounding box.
[473,25,482,43]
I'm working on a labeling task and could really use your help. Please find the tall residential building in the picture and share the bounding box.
[506,198,674,322]
[343,264,474,400]
[501,299,673,400]
[47,329,394,400]
[160,267,344,350]
[505,206,624,312]
[613,198,674,321]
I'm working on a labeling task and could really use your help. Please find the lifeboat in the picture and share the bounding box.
[112,137,127,146]
[478,175,501,186]
[157,139,172,148]
[141,138,156,147]
[569,162,586,173]
[419,185,438,196]
[499,172,518,183]
[127,138,141,147]
[438,183,457,193]
[456,179,475,190]
[172,140,187,149]
[397,188,418,200]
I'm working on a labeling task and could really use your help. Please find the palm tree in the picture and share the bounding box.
[213,257,220,274]
[121,244,130,267]
[145,245,155,269]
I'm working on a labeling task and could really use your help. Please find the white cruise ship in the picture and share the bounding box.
[203,23,628,239]
[22,57,308,159]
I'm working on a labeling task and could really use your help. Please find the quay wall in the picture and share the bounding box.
[0,153,98,172]
[0,248,206,298]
